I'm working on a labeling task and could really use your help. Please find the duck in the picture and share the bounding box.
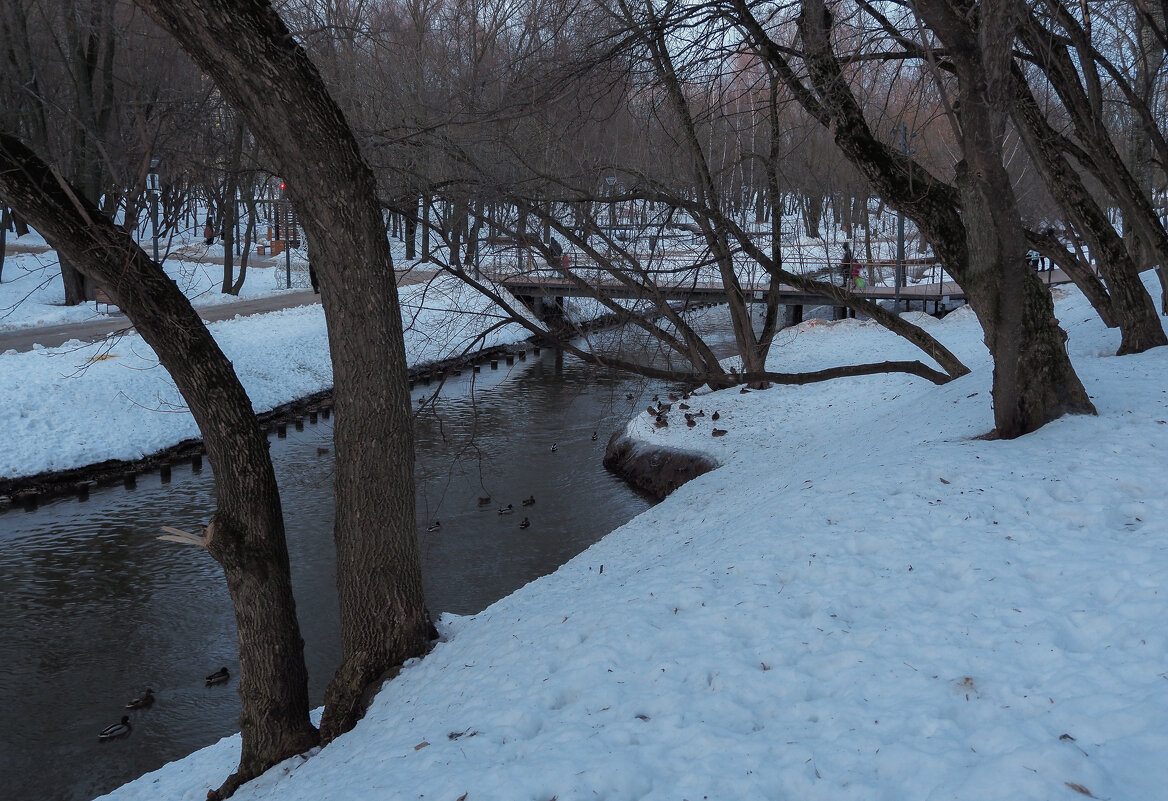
[498,504,514,515]
[654,415,668,429]
[712,428,728,437]
[550,443,558,452]
[99,716,132,740]
[678,402,690,410]
[739,387,751,394]
[687,418,697,428]
[591,431,598,441]
[668,393,680,402]
[205,667,230,686]
[711,410,720,421]
[625,393,635,400]
[477,496,492,506]
[646,406,658,417]
[695,409,705,417]
[519,517,531,530]
[522,495,536,507]
[426,520,441,532]
[125,688,155,709]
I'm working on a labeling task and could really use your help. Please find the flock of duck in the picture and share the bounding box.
[97,667,230,741]
[426,433,602,536]
[644,393,727,437]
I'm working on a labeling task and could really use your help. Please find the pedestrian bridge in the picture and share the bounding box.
[489,258,1069,314]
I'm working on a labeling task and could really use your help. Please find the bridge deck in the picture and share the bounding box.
[494,269,1068,306]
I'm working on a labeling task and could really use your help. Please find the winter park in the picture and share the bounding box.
[3,2,1168,801]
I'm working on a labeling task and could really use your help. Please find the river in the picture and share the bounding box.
[0,308,745,801]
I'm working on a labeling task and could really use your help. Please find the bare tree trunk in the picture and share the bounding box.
[221,120,244,293]
[0,133,318,799]
[909,0,1095,434]
[782,0,1093,437]
[136,0,432,762]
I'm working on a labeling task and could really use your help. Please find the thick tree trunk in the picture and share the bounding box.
[0,134,318,799]
[914,0,1094,435]
[135,0,432,752]
[1010,69,1165,353]
[788,0,1093,437]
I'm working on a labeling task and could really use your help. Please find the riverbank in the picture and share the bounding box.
[88,273,1168,801]
[0,251,544,497]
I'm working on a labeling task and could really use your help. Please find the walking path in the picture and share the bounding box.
[0,268,440,354]
[0,290,322,353]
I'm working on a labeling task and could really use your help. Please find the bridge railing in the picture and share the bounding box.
[473,244,942,290]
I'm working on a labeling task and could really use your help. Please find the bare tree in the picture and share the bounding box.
[0,132,318,798]
[133,0,433,764]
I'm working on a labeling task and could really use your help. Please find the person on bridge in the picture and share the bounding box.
[839,242,854,288]
[852,261,865,290]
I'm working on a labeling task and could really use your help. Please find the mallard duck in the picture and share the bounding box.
[99,716,131,740]
[687,418,697,428]
[477,496,492,506]
[678,403,690,410]
[205,667,230,686]
[522,495,535,507]
[498,504,514,515]
[591,431,598,441]
[712,428,728,437]
[426,520,441,532]
[125,689,155,709]
[654,416,668,429]
[646,406,658,417]
[711,410,720,421]
[695,409,705,417]
[550,443,557,452]
[739,387,751,394]
[519,517,531,529]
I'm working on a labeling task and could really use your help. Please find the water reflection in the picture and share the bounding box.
[0,341,676,801]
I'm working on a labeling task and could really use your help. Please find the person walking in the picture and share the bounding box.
[839,242,854,287]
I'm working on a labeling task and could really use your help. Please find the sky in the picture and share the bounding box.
[4,231,1167,801]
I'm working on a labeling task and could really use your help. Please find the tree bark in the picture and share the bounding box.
[789,0,1094,436]
[134,0,432,747]
[0,133,318,799]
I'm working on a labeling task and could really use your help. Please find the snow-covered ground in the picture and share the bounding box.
[0,235,541,479]
[63,268,1167,800]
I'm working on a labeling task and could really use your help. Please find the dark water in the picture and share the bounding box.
[0,321,731,800]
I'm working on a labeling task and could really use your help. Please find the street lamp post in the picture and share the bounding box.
[147,159,160,263]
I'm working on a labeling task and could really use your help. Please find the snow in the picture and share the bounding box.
[5,234,1168,801]
[0,239,539,478]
